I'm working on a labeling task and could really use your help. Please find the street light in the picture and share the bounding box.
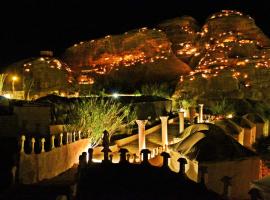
[12,76,18,95]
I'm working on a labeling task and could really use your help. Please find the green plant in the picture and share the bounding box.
[0,74,7,95]
[180,98,197,110]
[66,98,136,147]
[140,83,172,98]
[209,98,234,116]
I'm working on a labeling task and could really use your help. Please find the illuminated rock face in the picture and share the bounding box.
[158,16,200,64]
[62,28,191,88]
[174,10,270,104]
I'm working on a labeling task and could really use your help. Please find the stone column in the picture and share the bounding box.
[199,104,204,123]
[136,120,148,153]
[31,138,35,154]
[20,135,26,153]
[51,135,55,149]
[160,116,169,148]
[178,111,184,134]
[41,138,46,153]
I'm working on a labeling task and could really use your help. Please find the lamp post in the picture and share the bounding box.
[12,76,18,96]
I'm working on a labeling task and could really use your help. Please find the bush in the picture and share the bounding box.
[209,98,234,116]
[65,98,136,147]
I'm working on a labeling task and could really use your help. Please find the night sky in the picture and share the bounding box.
[0,0,270,67]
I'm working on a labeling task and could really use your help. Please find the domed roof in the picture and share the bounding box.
[174,123,256,162]
[6,51,72,74]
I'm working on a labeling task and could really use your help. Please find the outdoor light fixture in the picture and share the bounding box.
[11,75,18,95]
[226,113,233,119]
[112,93,119,98]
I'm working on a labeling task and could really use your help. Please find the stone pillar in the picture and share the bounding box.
[31,138,35,154]
[160,116,169,149]
[41,138,46,153]
[178,111,184,134]
[51,135,55,149]
[136,120,148,153]
[178,157,187,175]
[20,135,26,153]
[60,133,63,146]
[199,104,204,123]
[88,148,93,165]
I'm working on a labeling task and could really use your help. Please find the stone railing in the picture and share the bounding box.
[18,132,90,184]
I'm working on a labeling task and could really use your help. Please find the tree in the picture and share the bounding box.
[0,74,7,95]
[65,98,136,147]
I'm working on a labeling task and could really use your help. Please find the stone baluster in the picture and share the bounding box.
[136,120,148,153]
[141,149,151,165]
[160,116,169,149]
[161,152,170,168]
[73,132,76,142]
[31,138,35,154]
[59,133,63,146]
[20,135,26,153]
[41,138,46,153]
[51,135,55,149]
[199,104,204,123]
[221,176,232,199]
[66,132,69,144]
[151,149,155,158]
[178,111,185,134]
[78,131,81,140]
[158,146,163,154]
[178,157,187,175]
[81,152,87,168]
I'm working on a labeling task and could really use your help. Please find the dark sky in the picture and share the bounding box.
[0,0,270,67]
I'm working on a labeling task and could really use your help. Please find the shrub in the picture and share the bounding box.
[65,98,136,147]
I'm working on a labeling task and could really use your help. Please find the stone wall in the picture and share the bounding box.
[14,105,51,137]
[200,157,261,199]
[19,138,90,184]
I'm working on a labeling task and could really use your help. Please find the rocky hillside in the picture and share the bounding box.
[61,10,270,97]
[62,28,191,90]
[173,10,270,104]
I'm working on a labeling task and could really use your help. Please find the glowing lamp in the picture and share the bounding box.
[112,93,119,98]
